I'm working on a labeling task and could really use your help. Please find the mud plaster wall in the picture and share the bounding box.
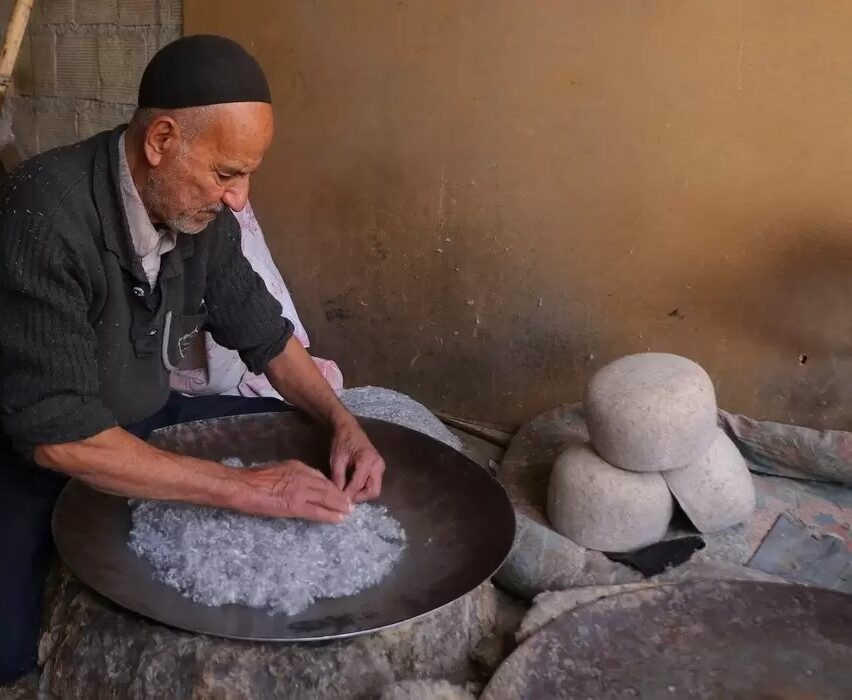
[186,1,852,430]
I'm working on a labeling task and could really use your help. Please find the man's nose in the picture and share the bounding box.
[221,177,250,212]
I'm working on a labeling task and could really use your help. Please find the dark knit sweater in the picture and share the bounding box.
[0,127,293,452]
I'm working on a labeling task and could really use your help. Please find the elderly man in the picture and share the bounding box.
[0,35,384,683]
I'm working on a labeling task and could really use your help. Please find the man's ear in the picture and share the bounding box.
[143,115,179,167]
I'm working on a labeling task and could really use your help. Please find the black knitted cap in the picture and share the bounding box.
[138,35,271,109]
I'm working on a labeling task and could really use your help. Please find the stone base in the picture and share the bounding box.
[38,568,498,699]
[379,680,477,700]
[0,672,37,700]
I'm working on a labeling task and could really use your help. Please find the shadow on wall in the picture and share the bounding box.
[187,0,852,430]
[284,153,620,423]
[677,228,852,428]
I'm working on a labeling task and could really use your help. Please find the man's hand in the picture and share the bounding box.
[329,417,386,503]
[34,428,355,523]
[230,460,353,523]
[262,339,386,504]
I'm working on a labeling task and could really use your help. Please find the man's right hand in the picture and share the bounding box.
[228,460,353,523]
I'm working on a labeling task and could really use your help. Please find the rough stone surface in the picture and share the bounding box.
[39,568,498,699]
[584,353,718,471]
[379,679,476,700]
[664,428,756,533]
[493,512,640,600]
[497,403,589,528]
[0,672,37,699]
[499,402,852,595]
[469,587,530,677]
[484,581,852,700]
[515,561,788,643]
[547,444,673,552]
[341,387,463,451]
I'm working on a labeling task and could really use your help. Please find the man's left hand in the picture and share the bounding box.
[329,417,386,503]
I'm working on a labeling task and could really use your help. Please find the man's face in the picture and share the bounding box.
[141,102,274,234]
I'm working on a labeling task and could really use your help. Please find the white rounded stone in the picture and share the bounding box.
[584,353,718,472]
[663,429,755,533]
[546,444,674,553]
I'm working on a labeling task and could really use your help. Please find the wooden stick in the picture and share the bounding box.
[434,411,514,447]
[0,0,35,102]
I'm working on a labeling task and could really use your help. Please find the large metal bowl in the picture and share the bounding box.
[52,412,515,641]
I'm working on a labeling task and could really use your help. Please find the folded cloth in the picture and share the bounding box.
[605,536,706,577]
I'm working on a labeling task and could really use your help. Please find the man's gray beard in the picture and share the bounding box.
[143,169,224,234]
[168,202,224,234]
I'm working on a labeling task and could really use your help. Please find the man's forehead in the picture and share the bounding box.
[195,102,273,165]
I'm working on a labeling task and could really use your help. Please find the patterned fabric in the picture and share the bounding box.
[170,202,343,398]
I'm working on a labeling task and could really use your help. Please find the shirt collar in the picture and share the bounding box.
[93,126,198,285]
[117,132,177,259]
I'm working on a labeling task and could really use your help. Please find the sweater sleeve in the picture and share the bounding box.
[204,211,294,374]
[0,213,117,451]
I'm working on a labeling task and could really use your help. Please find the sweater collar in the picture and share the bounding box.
[93,126,146,283]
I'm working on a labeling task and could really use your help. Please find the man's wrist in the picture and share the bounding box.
[327,404,358,431]
[211,467,253,512]
[192,457,245,511]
